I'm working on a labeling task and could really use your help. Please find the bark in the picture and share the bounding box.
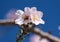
[0,19,60,42]
[0,19,15,25]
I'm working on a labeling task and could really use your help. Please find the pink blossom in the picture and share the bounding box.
[6,9,17,20]
[30,35,41,42]
[15,7,45,25]
[30,35,49,42]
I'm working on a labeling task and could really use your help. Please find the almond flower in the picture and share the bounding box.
[15,7,45,25]
[30,35,41,42]
[15,10,24,25]
[6,9,17,20]
[30,7,45,25]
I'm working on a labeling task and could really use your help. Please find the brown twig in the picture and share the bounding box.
[0,19,60,42]
[30,28,60,42]
[0,19,15,25]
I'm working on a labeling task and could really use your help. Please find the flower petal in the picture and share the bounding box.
[15,18,24,25]
[31,19,45,25]
[40,38,49,42]
[31,7,37,11]
[30,35,41,42]
[32,20,40,25]
[24,7,30,12]
[39,19,45,24]
[15,10,24,15]
[38,11,43,18]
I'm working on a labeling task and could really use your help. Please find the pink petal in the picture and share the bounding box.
[30,35,41,42]
[5,9,17,20]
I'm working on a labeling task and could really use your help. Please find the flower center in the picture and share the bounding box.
[33,15,37,21]
[24,15,29,20]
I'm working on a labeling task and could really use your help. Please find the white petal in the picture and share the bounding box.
[24,7,30,12]
[15,10,24,15]
[40,38,49,42]
[30,35,41,42]
[32,21,40,25]
[31,7,37,11]
[15,19,23,25]
[31,19,45,25]
[39,19,45,24]
[38,11,43,18]
[24,20,29,25]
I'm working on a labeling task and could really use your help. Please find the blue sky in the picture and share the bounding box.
[0,0,60,42]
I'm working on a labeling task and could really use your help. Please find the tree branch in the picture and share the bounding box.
[0,19,60,42]
[30,28,60,42]
[0,19,15,25]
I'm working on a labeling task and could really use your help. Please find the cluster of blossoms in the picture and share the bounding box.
[15,7,45,25]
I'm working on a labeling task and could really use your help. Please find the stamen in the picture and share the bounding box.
[33,15,37,21]
[24,15,29,20]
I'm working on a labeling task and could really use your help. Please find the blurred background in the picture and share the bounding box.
[0,0,60,42]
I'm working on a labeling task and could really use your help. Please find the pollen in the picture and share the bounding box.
[33,15,37,21]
